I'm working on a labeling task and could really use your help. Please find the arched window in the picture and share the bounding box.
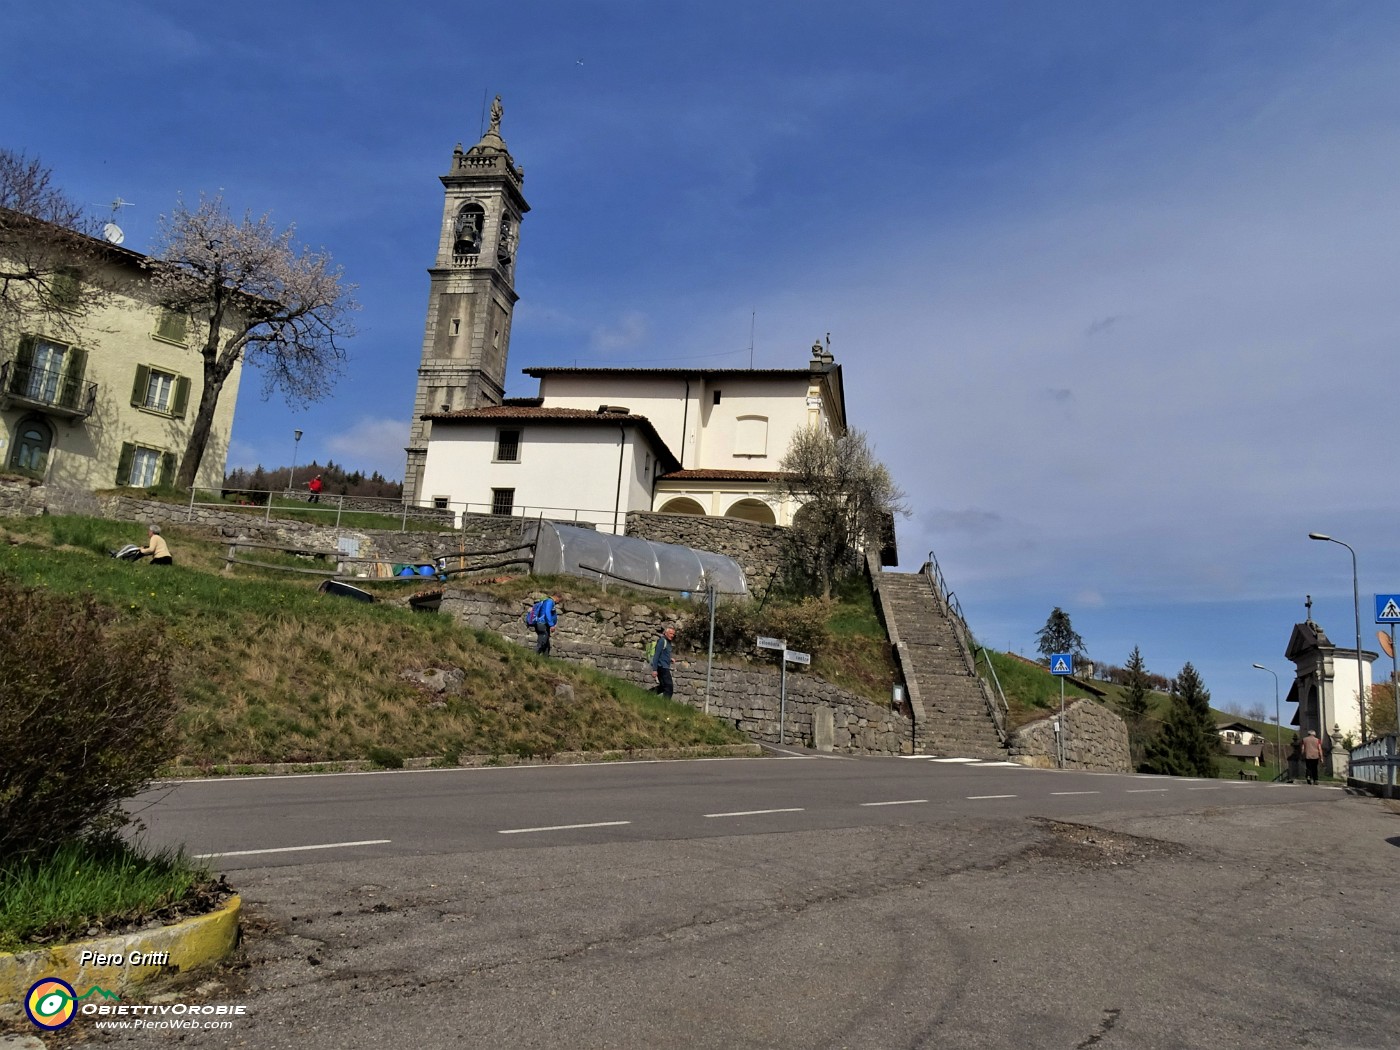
[10,416,53,476]
[453,203,485,259]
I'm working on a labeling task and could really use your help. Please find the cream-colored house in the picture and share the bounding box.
[416,342,846,533]
[0,230,240,492]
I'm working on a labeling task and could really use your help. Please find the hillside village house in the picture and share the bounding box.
[0,218,242,492]
[403,99,849,533]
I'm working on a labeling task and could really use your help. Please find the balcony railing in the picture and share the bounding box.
[0,359,97,419]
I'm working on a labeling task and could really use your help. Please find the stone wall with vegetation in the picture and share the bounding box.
[1008,699,1131,772]
[0,476,46,517]
[625,511,789,596]
[439,587,912,755]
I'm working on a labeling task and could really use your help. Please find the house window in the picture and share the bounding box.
[713,390,722,405]
[433,496,449,510]
[24,339,66,402]
[154,310,188,345]
[116,442,175,488]
[734,414,769,457]
[490,488,515,516]
[131,365,190,418]
[495,428,521,462]
[50,267,80,309]
[130,447,162,487]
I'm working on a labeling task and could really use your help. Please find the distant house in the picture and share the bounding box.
[0,214,242,491]
[1215,721,1263,745]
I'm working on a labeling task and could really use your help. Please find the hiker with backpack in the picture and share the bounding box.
[526,593,561,655]
[650,625,676,698]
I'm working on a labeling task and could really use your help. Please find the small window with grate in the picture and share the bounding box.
[433,496,449,510]
[490,488,515,516]
[495,428,521,462]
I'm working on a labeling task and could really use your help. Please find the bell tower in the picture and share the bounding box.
[404,95,529,506]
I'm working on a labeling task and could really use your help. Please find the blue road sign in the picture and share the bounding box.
[1050,654,1073,676]
[1376,594,1400,624]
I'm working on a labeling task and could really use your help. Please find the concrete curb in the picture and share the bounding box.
[0,896,241,1004]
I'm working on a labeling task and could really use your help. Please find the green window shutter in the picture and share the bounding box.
[115,443,135,487]
[160,452,177,487]
[131,364,150,408]
[171,375,190,419]
[10,335,34,395]
[156,310,188,344]
[60,347,86,409]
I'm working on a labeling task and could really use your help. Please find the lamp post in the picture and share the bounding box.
[1251,663,1281,778]
[1308,532,1368,743]
[289,429,303,496]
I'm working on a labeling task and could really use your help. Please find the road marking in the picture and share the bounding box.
[860,799,929,807]
[1188,787,1222,791]
[966,794,1017,800]
[1051,791,1100,796]
[498,821,631,835]
[931,757,980,763]
[195,838,391,859]
[704,808,805,818]
[977,761,1028,768]
[1126,789,1168,793]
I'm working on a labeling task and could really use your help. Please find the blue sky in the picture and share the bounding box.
[9,1,1400,716]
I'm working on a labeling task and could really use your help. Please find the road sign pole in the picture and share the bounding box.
[704,586,716,715]
[1059,676,1065,768]
[1392,624,1398,749]
[779,657,787,745]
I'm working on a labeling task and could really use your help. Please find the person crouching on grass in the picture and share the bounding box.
[138,524,172,565]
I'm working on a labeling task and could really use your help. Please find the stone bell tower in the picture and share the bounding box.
[403,96,529,506]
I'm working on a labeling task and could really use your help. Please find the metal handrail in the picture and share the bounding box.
[922,549,1010,743]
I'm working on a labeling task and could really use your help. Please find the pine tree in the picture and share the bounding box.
[1142,661,1220,777]
[1035,607,1087,663]
[1121,645,1151,721]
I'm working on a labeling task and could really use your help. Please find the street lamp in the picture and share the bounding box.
[1308,532,1368,743]
[289,429,303,496]
[1251,663,1281,779]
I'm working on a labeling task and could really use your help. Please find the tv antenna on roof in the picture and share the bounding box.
[99,197,134,245]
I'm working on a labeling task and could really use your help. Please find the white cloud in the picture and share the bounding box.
[590,310,650,354]
[322,417,410,480]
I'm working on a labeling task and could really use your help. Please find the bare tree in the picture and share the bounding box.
[151,194,358,488]
[776,427,907,597]
[0,149,102,348]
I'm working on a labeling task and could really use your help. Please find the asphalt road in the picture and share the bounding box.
[22,756,1400,1049]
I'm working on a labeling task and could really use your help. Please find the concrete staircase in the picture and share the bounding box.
[874,569,1006,759]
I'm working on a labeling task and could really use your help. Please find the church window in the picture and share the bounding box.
[734,415,768,457]
[495,428,521,462]
[450,318,460,336]
[713,391,722,405]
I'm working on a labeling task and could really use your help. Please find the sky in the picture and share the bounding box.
[8,0,1400,718]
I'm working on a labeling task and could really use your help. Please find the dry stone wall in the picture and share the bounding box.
[0,476,46,517]
[441,587,913,755]
[1007,699,1130,772]
[625,511,788,595]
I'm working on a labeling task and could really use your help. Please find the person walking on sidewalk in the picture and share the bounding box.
[1301,729,1325,785]
[650,625,676,699]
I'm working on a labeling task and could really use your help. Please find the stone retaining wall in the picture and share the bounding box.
[1007,699,1131,772]
[0,476,45,517]
[442,587,913,756]
[625,511,789,595]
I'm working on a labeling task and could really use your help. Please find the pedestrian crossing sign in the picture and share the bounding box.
[1375,594,1400,624]
[1050,654,1073,676]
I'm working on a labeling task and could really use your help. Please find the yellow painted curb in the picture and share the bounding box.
[0,895,241,1005]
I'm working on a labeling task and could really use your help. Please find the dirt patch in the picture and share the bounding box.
[1019,818,1186,870]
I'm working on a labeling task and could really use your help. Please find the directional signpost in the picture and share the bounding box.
[1050,654,1073,767]
[756,637,807,744]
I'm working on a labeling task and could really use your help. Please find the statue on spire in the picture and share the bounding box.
[489,95,503,134]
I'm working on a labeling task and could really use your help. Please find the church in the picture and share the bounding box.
[402,99,846,535]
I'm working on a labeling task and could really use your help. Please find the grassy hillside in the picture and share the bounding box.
[0,515,747,767]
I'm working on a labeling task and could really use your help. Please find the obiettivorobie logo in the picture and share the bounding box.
[24,978,120,1030]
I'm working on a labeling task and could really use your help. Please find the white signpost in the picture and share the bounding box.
[756,638,808,744]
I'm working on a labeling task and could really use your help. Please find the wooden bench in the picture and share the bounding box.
[1238,768,1259,781]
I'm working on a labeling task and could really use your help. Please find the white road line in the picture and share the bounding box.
[1126,789,1168,793]
[966,794,1017,800]
[860,799,929,807]
[1051,791,1100,796]
[498,821,631,835]
[977,761,1028,768]
[704,808,805,818]
[1188,787,1222,791]
[931,757,980,763]
[195,838,391,859]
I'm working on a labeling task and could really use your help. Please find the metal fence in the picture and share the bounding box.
[1348,733,1399,797]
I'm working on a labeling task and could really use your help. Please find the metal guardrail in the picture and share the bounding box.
[921,550,1010,743]
[1348,733,1398,796]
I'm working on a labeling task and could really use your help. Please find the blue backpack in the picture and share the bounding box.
[526,599,548,627]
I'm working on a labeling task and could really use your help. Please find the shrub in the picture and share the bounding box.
[0,577,180,864]
[679,597,831,661]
